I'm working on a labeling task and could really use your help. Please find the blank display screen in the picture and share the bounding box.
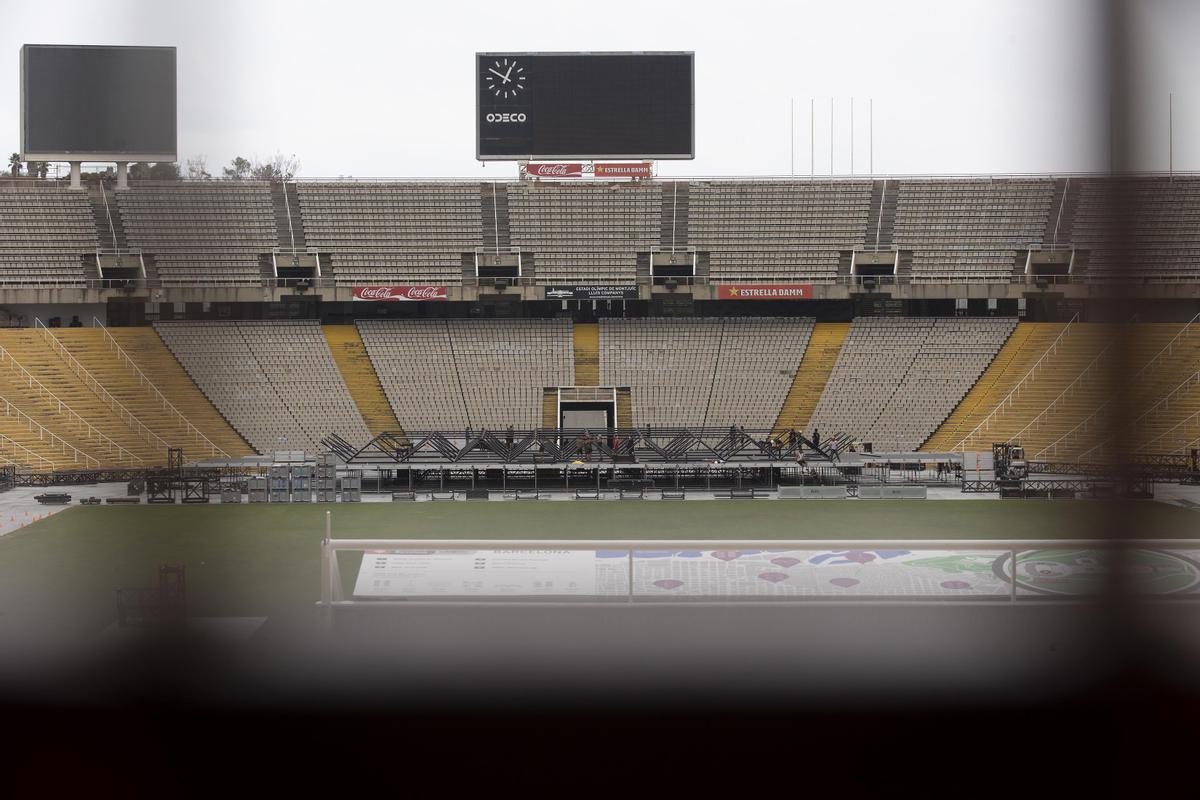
[22,44,177,158]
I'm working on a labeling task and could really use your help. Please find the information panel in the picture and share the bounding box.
[20,44,177,161]
[477,52,694,160]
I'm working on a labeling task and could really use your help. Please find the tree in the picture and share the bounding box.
[222,156,252,180]
[8,153,21,177]
[26,161,48,179]
[185,155,212,180]
[250,153,301,181]
[128,162,182,180]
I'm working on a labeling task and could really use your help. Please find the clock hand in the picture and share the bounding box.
[487,67,511,83]
[503,62,516,81]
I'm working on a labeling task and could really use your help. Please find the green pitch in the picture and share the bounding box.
[0,501,1193,640]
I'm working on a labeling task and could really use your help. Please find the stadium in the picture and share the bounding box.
[1,4,1198,794]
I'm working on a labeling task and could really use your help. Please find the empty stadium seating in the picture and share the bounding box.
[508,182,660,283]
[808,317,1015,450]
[359,318,573,431]
[599,317,814,430]
[894,179,1054,282]
[117,182,277,285]
[297,182,482,284]
[688,181,871,282]
[1071,178,1200,280]
[0,187,94,286]
[155,320,370,453]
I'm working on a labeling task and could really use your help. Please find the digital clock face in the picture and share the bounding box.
[484,57,526,100]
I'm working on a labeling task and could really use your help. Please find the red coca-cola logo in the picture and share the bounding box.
[526,163,583,178]
[352,286,448,301]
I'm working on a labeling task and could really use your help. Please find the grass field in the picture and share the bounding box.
[0,500,1194,640]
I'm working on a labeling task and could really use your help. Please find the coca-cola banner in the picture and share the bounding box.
[717,284,814,301]
[352,286,449,302]
[524,163,583,178]
[594,163,652,178]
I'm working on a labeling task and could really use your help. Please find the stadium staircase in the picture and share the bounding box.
[772,322,850,436]
[573,323,599,385]
[866,180,897,250]
[88,183,128,252]
[542,389,558,428]
[616,388,633,429]
[323,324,405,439]
[481,182,511,252]
[660,181,689,249]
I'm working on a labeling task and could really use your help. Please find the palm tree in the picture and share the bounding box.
[8,153,22,178]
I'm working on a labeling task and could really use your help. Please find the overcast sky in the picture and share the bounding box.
[1,0,1195,178]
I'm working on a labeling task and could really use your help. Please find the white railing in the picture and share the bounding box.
[948,313,1080,451]
[90,317,229,458]
[0,346,140,466]
[0,431,55,470]
[34,318,170,456]
[1009,339,1113,452]
[0,397,100,468]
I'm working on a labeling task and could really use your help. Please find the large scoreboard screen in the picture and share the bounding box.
[477,52,694,161]
[20,44,177,161]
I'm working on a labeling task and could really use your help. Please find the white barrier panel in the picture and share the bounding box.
[779,486,846,499]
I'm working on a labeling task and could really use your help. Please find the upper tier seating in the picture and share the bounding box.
[0,187,94,286]
[155,320,370,453]
[359,318,574,431]
[894,179,1054,282]
[117,182,277,285]
[507,182,661,283]
[1071,178,1200,280]
[599,317,814,430]
[297,182,482,284]
[808,317,1015,451]
[687,181,872,282]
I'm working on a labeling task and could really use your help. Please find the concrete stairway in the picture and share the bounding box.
[573,323,599,386]
[616,388,633,429]
[772,322,850,436]
[543,388,558,428]
[323,324,404,439]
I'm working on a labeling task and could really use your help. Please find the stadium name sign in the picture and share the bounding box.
[352,286,449,301]
[524,162,652,179]
[545,285,639,300]
[718,284,814,300]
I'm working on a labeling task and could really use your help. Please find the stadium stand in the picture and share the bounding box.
[599,317,814,430]
[155,320,370,454]
[572,323,600,386]
[43,327,253,460]
[894,179,1054,282]
[0,329,157,465]
[359,318,574,431]
[296,182,482,284]
[773,322,851,436]
[687,181,872,282]
[1071,177,1200,280]
[117,182,277,285]
[507,182,660,283]
[807,318,1015,451]
[0,186,94,286]
[322,325,404,437]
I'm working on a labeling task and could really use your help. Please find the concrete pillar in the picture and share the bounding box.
[69,162,82,190]
[116,162,128,190]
